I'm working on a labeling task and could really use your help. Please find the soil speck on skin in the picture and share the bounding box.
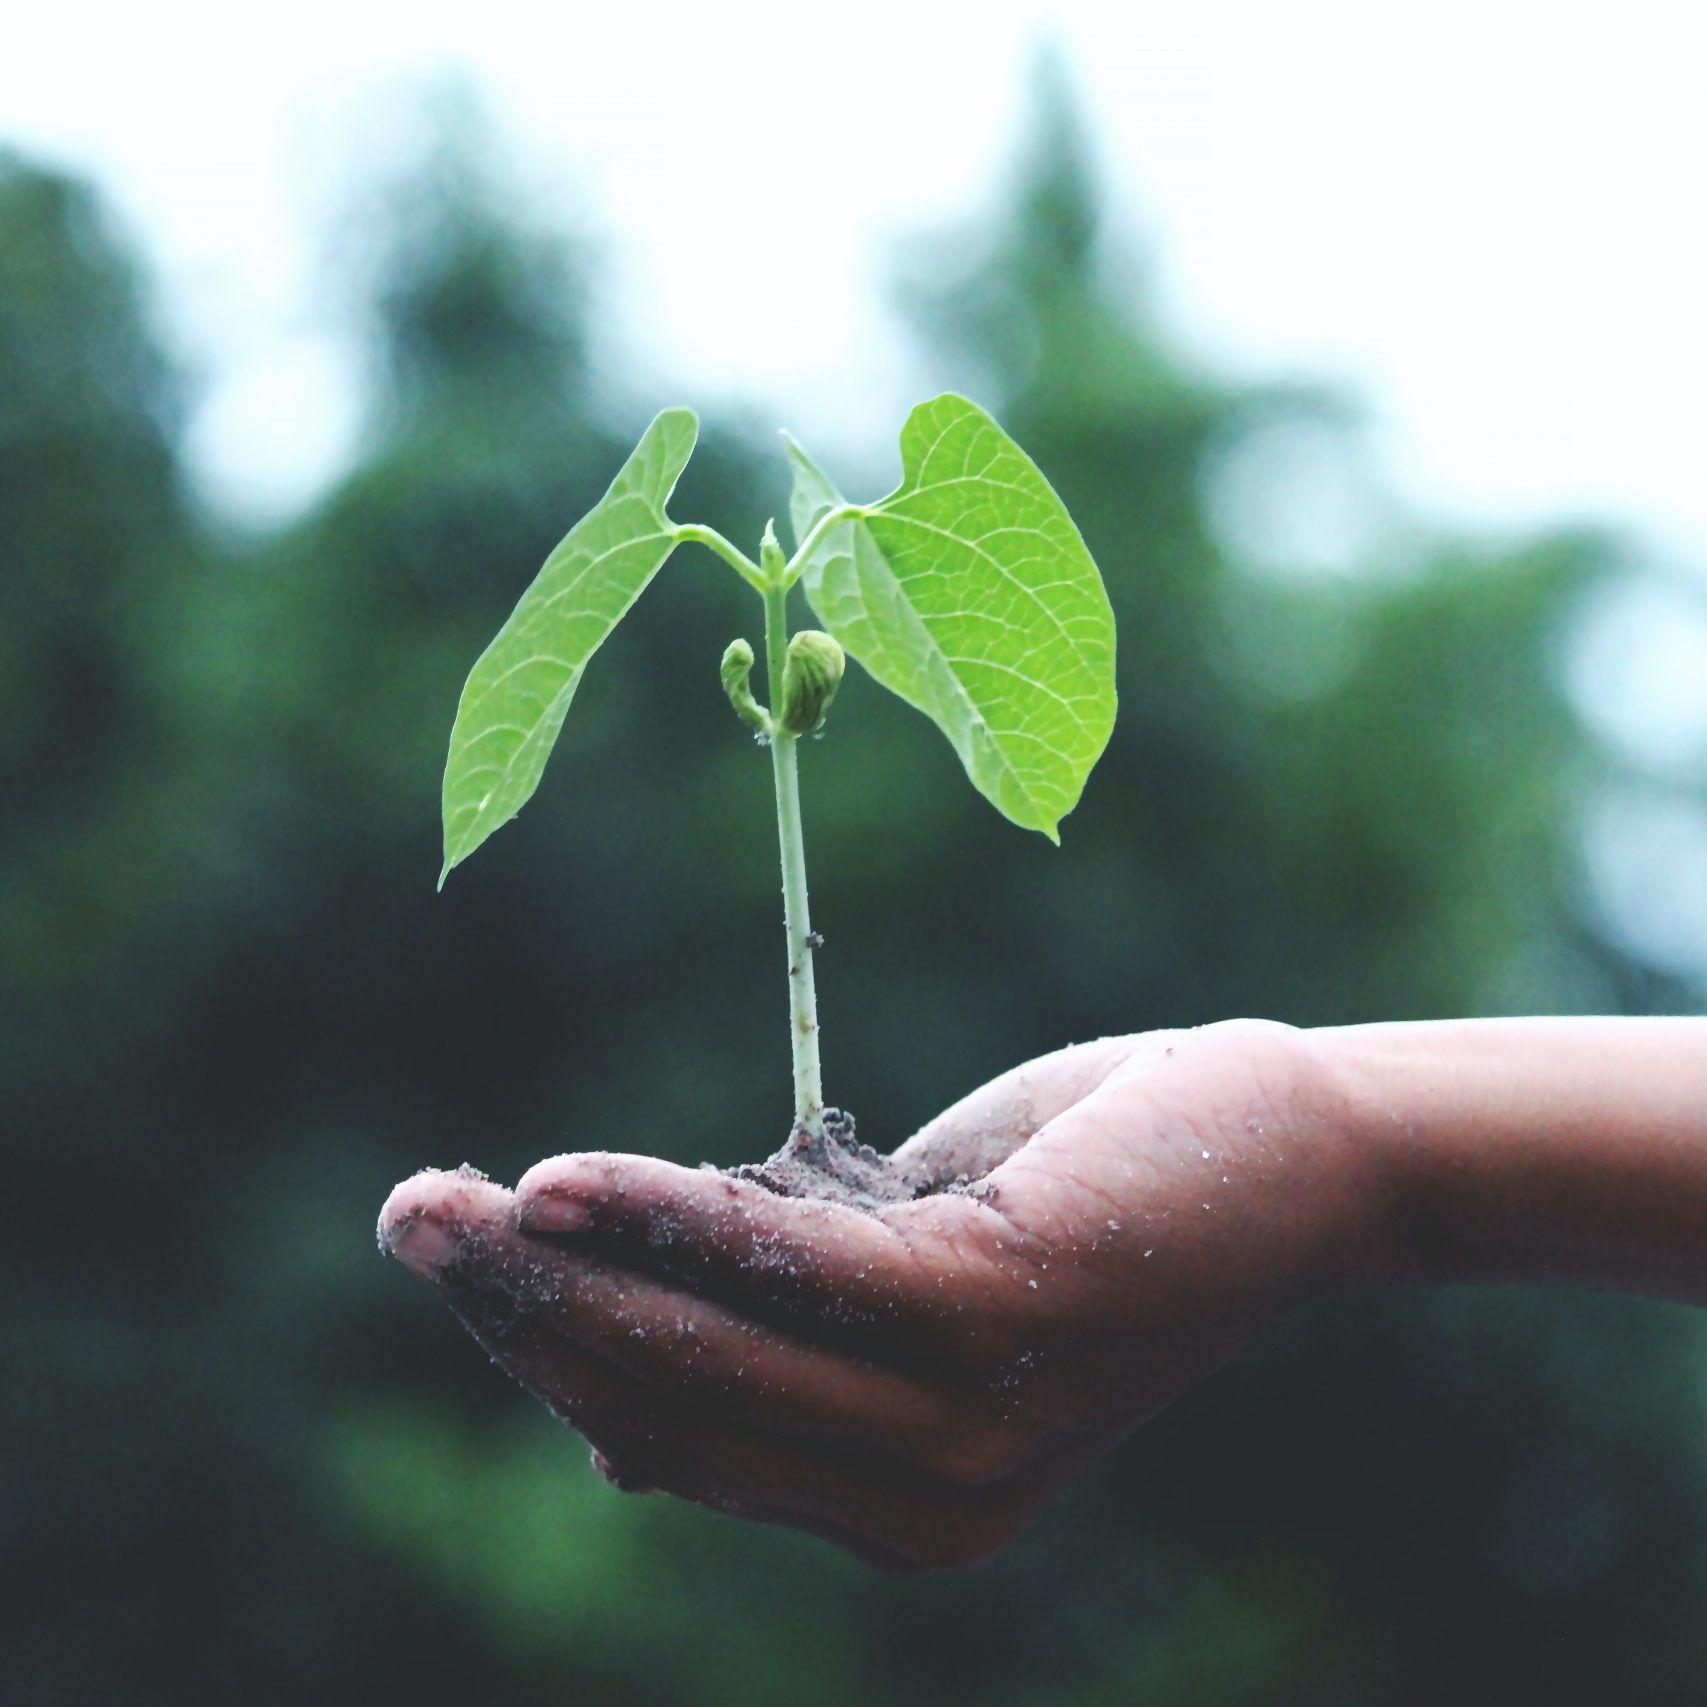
[728,1108,977,1213]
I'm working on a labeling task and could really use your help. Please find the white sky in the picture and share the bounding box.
[3,0,1704,567]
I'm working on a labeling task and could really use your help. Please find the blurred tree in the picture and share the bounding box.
[0,155,188,1118]
[0,138,610,1704]
[5,62,1706,1707]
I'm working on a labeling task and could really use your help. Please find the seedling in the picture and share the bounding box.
[439,394,1116,1145]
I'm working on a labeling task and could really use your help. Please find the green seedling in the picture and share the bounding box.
[439,394,1117,1139]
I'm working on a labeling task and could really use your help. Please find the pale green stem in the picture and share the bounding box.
[763,569,825,1136]
[782,504,864,589]
[674,524,766,592]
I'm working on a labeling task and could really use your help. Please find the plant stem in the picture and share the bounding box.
[762,569,825,1137]
[781,504,864,588]
[673,524,766,591]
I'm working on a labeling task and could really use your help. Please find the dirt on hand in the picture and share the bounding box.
[728,1108,993,1214]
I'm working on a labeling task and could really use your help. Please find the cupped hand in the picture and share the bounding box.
[378,1019,1377,1570]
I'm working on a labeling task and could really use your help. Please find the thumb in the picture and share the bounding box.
[890,1034,1149,1190]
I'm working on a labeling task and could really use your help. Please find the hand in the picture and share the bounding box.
[378,1019,1375,1570]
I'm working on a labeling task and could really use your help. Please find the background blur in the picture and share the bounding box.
[6,14,1707,1705]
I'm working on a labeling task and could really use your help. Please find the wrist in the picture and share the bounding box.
[1305,1016,1707,1304]
[1304,1022,1458,1289]
[1287,1024,1427,1293]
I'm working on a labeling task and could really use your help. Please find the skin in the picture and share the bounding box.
[378,1015,1707,1572]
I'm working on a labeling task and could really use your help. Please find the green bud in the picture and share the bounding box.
[780,630,846,736]
[720,638,770,734]
[759,517,786,584]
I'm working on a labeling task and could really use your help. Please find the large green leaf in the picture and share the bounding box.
[439,408,697,885]
[787,393,1116,841]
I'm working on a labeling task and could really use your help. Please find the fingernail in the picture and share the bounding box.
[383,1211,460,1279]
[516,1191,592,1235]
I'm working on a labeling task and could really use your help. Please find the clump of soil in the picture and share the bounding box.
[729,1108,909,1210]
[728,1108,993,1214]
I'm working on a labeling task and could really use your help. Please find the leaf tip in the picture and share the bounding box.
[650,404,700,465]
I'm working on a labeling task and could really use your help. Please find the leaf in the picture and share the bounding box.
[439,408,698,886]
[786,393,1116,842]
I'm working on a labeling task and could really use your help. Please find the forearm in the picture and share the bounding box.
[1315,1017,1707,1302]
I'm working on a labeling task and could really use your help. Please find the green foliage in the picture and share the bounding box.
[439,407,698,884]
[788,394,1117,841]
[442,391,1115,881]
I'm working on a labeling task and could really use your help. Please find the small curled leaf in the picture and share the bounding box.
[779,630,846,736]
[720,638,769,733]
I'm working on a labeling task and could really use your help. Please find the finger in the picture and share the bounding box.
[380,1164,517,1276]
[432,1258,1060,1573]
[892,1034,1149,1186]
[536,1247,1045,1484]
[382,1166,1042,1479]
[385,1193,1061,1568]
[513,1152,1012,1350]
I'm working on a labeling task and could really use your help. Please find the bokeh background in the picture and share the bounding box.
[6,15,1707,1705]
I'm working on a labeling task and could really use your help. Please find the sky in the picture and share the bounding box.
[2,0,1704,569]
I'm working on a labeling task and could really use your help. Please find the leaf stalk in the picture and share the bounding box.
[782,504,864,588]
[673,523,766,591]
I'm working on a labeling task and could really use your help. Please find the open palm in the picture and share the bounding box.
[380,1019,1366,1570]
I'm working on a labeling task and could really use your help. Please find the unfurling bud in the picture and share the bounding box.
[720,638,769,734]
[759,517,786,584]
[780,629,846,736]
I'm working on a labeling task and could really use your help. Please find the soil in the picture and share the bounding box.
[727,1107,993,1214]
